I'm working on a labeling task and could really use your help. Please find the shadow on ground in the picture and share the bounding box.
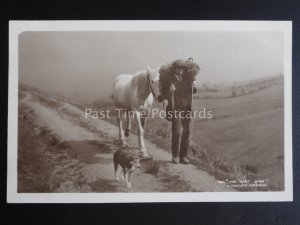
[88,178,118,192]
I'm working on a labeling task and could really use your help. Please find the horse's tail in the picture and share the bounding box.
[125,111,130,137]
[111,94,114,99]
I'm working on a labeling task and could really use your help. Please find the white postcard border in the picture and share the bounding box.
[7,20,293,203]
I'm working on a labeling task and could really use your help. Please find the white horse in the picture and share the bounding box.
[112,66,161,157]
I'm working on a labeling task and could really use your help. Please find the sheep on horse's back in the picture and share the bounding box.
[112,66,161,158]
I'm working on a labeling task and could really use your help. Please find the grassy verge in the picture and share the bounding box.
[18,103,53,192]
[18,96,88,192]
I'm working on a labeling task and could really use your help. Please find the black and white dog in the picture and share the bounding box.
[113,150,140,188]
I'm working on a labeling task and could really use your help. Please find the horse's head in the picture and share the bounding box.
[147,66,162,101]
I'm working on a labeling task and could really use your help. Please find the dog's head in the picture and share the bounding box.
[129,155,140,169]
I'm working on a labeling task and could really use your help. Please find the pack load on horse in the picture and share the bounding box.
[158,58,200,120]
[112,66,161,159]
[158,58,200,164]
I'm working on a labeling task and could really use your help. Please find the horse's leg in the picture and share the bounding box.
[141,107,151,128]
[125,111,131,137]
[135,111,148,157]
[140,113,147,128]
[117,110,127,147]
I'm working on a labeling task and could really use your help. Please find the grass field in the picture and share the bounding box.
[143,80,284,190]
[193,83,284,189]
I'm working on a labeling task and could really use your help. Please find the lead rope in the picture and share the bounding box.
[191,83,194,112]
[171,83,175,122]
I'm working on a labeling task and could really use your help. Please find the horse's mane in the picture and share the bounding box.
[133,69,147,77]
[133,68,158,77]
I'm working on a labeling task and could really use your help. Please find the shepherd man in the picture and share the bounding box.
[158,58,200,164]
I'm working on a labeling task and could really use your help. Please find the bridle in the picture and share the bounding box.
[147,70,164,109]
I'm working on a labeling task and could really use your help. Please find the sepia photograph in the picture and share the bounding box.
[7,21,293,202]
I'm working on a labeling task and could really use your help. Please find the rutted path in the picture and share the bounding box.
[20,90,234,193]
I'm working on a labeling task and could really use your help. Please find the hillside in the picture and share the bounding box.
[143,82,284,191]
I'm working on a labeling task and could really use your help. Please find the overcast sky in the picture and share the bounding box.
[19,31,284,103]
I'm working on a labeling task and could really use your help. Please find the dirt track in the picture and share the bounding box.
[19,90,234,193]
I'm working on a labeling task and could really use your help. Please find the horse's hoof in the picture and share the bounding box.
[125,129,130,137]
[140,151,148,157]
